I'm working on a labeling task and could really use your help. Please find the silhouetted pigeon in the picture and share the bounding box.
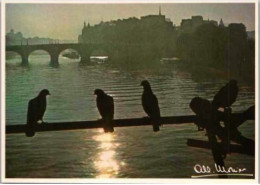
[94,89,114,133]
[243,105,255,120]
[190,97,213,131]
[212,80,238,110]
[141,80,161,132]
[26,89,50,137]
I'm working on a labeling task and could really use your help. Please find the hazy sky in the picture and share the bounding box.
[6,3,255,41]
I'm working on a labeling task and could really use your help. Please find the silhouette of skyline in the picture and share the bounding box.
[6,3,255,41]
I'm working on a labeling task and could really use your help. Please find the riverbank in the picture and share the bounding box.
[109,59,255,89]
[175,62,255,89]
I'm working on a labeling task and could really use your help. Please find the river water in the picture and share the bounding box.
[5,52,255,178]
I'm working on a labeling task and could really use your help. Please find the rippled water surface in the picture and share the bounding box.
[6,53,255,178]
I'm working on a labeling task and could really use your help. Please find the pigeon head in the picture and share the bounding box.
[94,89,105,96]
[39,89,50,97]
[140,80,151,89]
[190,97,211,116]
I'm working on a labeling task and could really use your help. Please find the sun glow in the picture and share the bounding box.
[93,132,121,178]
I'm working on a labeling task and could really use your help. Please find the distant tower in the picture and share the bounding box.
[219,18,224,27]
[82,21,88,36]
[88,22,90,27]
[159,5,161,16]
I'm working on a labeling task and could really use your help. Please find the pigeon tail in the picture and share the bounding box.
[25,123,35,137]
[103,117,114,133]
[152,116,161,132]
[153,124,160,132]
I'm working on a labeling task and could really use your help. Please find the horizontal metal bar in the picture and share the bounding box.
[6,113,246,134]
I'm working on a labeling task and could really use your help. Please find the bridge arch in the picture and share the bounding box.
[90,48,109,63]
[28,49,51,64]
[6,51,22,64]
[58,48,81,63]
[28,48,51,57]
[89,44,113,62]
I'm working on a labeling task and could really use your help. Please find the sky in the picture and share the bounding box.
[6,3,255,41]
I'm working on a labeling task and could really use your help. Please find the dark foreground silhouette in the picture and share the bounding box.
[212,80,238,110]
[141,80,161,132]
[189,80,254,178]
[26,89,50,137]
[94,89,114,133]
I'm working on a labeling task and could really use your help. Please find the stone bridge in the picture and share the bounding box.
[6,43,118,66]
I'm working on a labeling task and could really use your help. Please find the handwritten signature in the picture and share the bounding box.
[194,164,247,174]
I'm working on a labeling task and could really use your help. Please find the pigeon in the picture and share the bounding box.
[189,97,212,131]
[212,80,238,110]
[26,89,50,137]
[141,80,161,132]
[94,89,114,133]
[243,105,255,120]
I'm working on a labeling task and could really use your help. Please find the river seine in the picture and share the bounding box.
[5,52,255,178]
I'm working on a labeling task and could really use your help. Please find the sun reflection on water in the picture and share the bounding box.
[93,129,121,178]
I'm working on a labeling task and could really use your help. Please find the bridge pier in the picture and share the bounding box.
[21,55,29,65]
[50,54,59,66]
[21,52,29,65]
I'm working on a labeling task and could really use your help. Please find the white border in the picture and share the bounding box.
[255,0,259,184]
[1,0,258,183]
[0,0,258,4]
[1,0,6,183]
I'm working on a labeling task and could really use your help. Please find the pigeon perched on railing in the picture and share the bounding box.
[141,80,161,132]
[26,89,50,137]
[94,89,114,133]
